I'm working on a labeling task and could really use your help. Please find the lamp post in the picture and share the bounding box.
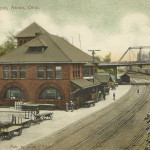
[88,50,101,83]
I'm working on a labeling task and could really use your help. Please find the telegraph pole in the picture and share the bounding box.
[88,50,101,83]
[79,34,81,50]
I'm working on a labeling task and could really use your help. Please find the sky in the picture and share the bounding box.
[0,0,150,61]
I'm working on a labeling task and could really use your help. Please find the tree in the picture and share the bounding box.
[94,56,101,62]
[0,32,16,57]
[103,52,111,62]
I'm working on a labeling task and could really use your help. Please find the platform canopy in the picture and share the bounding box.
[71,78,101,89]
[95,74,113,83]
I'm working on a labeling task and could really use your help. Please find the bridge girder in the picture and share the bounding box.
[118,46,150,63]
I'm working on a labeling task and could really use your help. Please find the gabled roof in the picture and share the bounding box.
[0,23,95,64]
[95,74,113,83]
[15,22,46,38]
[118,73,130,77]
[25,37,48,47]
[120,73,130,78]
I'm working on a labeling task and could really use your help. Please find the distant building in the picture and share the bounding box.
[120,74,130,83]
[95,74,113,86]
[0,22,102,109]
[94,74,113,94]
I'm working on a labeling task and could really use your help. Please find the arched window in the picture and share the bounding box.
[5,87,25,99]
[39,88,61,99]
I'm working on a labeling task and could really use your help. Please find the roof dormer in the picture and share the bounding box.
[26,37,47,53]
[15,22,46,47]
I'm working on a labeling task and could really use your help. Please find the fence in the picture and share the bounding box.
[0,110,38,124]
[14,101,23,110]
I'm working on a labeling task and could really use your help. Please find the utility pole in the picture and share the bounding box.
[79,34,81,50]
[72,36,73,44]
[139,48,142,62]
[88,50,101,83]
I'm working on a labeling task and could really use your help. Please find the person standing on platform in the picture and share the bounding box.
[70,101,74,112]
[113,92,115,100]
[103,92,106,100]
[66,102,69,112]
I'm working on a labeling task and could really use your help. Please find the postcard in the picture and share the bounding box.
[0,0,150,150]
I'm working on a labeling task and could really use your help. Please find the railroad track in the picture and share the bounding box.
[70,85,150,150]
[91,101,148,150]
[126,127,147,150]
[43,86,138,150]
[22,85,148,150]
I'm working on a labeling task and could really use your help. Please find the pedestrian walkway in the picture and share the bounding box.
[0,85,131,150]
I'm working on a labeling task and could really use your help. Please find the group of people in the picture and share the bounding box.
[66,101,74,112]
[103,92,116,100]
[66,89,117,112]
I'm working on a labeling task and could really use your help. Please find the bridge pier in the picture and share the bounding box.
[113,67,117,82]
[138,64,143,68]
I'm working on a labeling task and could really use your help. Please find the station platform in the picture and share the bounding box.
[0,85,131,150]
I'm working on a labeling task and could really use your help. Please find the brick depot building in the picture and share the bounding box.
[0,23,102,109]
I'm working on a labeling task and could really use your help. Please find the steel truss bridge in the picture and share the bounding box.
[99,46,150,69]
[98,46,150,80]
[99,61,150,69]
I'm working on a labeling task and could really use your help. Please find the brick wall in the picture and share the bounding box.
[0,63,76,108]
[17,37,34,47]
